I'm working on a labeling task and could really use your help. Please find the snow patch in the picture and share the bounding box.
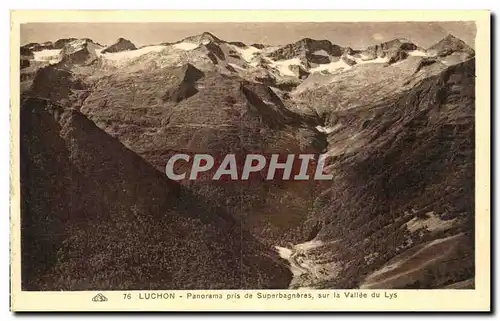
[173,42,199,51]
[275,246,292,260]
[102,45,166,61]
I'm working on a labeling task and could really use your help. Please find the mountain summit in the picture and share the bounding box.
[20,96,292,290]
[19,30,476,290]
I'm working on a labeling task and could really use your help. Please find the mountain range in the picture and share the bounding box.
[19,31,475,290]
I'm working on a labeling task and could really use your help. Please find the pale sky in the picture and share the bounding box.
[20,21,476,50]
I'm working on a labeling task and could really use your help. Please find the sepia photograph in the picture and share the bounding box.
[10,10,491,312]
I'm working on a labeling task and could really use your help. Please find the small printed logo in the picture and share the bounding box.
[92,293,108,302]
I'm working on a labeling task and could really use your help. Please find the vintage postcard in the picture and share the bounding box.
[10,10,491,312]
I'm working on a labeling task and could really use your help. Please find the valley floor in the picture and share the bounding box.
[277,232,473,289]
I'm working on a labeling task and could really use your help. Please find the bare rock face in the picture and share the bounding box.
[20,48,33,69]
[53,38,78,49]
[58,39,100,66]
[74,63,323,244]
[239,80,303,128]
[102,37,137,53]
[30,66,85,103]
[363,39,418,59]
[289,64,310,79]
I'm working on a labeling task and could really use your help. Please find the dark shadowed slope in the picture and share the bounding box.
[20,97,291,290]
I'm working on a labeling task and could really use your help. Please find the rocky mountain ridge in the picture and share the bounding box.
[19,31,476,290]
